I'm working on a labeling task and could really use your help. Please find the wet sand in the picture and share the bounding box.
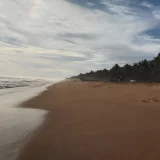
[19,81,160,160]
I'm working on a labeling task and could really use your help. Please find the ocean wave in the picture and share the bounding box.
[0,77,50,89]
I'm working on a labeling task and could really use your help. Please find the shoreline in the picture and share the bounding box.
[18,81,160,160]
[15,82,56,159]
[0,82,54,160]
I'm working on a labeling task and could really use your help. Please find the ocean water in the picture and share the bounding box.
[0,77,49,89]
[0,77,53,160]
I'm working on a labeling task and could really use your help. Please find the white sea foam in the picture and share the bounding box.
[0,77,54,160]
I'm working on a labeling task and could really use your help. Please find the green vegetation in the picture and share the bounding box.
[70,53,160,82]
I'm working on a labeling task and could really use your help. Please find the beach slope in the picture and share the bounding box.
[19,81,160,160]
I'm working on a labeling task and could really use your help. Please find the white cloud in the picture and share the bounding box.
[152,10,160,20]
[0,0,160,79]
[141,1,154,9]
[87,2,96,7]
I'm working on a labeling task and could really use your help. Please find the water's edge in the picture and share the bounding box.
[0,83,54,160]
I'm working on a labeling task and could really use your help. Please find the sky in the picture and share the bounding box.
[0,0,160,80]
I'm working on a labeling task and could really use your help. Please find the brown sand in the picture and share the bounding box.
[18,81,160,160]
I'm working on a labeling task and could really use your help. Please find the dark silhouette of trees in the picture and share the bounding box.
[70,53,160,82]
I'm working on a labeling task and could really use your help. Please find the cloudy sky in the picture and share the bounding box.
[0,0,160,80]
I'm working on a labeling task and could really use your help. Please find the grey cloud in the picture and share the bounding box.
[66,0,107,10]
[92,44,155,64]
[58,32,97,40]
[0,18,30,47]
[0,36,24,47]
[37,54,88,62]
[62,39,78,45]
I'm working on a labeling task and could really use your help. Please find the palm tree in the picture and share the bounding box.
[114,64,120,71]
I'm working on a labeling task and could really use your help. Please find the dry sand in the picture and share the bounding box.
[18,81,160,160]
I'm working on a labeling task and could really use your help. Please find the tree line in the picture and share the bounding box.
[70,53,160,82]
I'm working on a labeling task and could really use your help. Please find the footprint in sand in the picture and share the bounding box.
[141,97,160,103]
[142,100,149,103]
[152,97,160,102]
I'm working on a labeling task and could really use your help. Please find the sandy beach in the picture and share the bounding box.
[18,81,160,160]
